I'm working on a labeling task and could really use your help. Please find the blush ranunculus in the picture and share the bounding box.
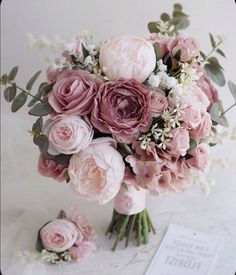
[180,104,202,129]
[168,34,200,62]
[40,219,79,252]
[150,90,168,117]
[169,127,190,157]
[99,35,156,82]
[69,241,96,262]
[186,144,210,170]
[44,116,93,155]
[91,79,152,143]
[68,138,125,204]
[38,153,68,182]
[48,69,103,116]
[190,112,212,141]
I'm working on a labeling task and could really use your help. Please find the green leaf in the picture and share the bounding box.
[204,63,226,86]
[33,134,49,153]
[28,101,53,116]
[216,48,226,58]
[8,66,19,81]
[174,49,181,61]
[207,57,223,70]
[210,100,229,127]
[11,91,27,112]
[57,210,67,219]
[26,70,41,90]
[45,152,72,164]
[200,51,207,60]
[0,74,8,85]
[228,80,236,101]
[4,84,16,102]
[189,139,197,149]
[147,21,158,33]
[170,16,190,30]
[173,3,182,11]
[160,13,170,22]
[82,43,90,59]
[28,82,49,107]
[209,33,216,48]
[32,117,43,135]
[173,11,188,18]
[153,43,162,60]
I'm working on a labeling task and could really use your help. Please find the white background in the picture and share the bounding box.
[1,0,236,274]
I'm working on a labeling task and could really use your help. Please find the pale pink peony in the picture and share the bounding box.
[146,33,171,58]
[190,112,212,140]
[69,241,96,262]
[186,144,210,170]
[180,104,202,129]
[99,35,156,82]
[44,116,93,155]
[168,34,200,62]
[91,79,152,143]
[48,69,103,116]
[168,127,190,157]
[38,154,68,182]
[40,219,79,252]
[68,138,125,204]
[150,90,168,117]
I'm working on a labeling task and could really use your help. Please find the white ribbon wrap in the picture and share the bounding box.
[114,185,147,215]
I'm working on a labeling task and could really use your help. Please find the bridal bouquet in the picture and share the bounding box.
[2,3,236,252]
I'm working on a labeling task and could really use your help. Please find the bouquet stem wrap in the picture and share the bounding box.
[106,185,156,251]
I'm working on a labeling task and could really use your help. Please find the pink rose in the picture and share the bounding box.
[196,74,219,111]
[180,105,201,129]
[190,112,212,140]
[168,34,200,62]
[99,35,156,82]
[150,90,168,117]
[48,69,103,116]
[146,33,171,58]
[186,144,210,170]
[91,79,152,143]
[168,127,190,157]
[69,241,96,262]
[38,154,68,182]
[46,63,62,84]
[68,138,125,204]
[40,219,79,252]
[44,116,93,155]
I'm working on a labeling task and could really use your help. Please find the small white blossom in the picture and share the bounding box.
[156,60,167,72]
[148,73,161,88]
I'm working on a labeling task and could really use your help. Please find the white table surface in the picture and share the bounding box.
[1,0,236,274]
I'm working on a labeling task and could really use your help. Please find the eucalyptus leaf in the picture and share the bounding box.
[26,70,41,90]
[153,43,162,60]
[173,11,188,18]
[189,139,197,149]
[200,51,206,60]
[170,16,190,30]
[174,49,181,61]
[147,21,158,33]
[11,91,27,112]
[33,134,49,153]
[4,84,16,102]
[210,100,229,127]
[45,152,72,164]
[228,80,236,101]
[32,117,43,135]
[204,63,226,87]
[82,43,90,59]
[216,48,226,58]
[8,66,19,81]
[29,101,53,116]
[207,57,223,70]
[173,3,182,11]
[160,13,170,22]
[209,33,216,48]
[28,82,49,107]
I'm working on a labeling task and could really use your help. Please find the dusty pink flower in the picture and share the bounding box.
[150,90,168,117]
[169,127,190,157]
[48,69,103,116]
[38,154,68,182]
[146,33,171,58]
[69,241,96,262]
[46,63,62,84]
[40,219,79,252]
[99,35,156,82]
[91,79,152,143]
[180,104,202,129]
[190,112,212,140]
[146,170,172,196]
[168,34,200,62]
[44,116,93,155]
[186,144,210,170]
[68,138,125,204]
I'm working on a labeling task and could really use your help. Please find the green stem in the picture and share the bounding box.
[204,41,222,62]
[146,211,156,234]
[9,81,43,102]
[125,215,136,247]
[112,216,129,251]
[142,210,149,244]
[137,212,142,246]
[220,102,236,117]
[105,210,116,236]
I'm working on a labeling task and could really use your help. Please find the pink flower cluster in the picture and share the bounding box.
[40,207,96,262]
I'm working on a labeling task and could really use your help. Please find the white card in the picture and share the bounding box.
[145,224,223,275]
